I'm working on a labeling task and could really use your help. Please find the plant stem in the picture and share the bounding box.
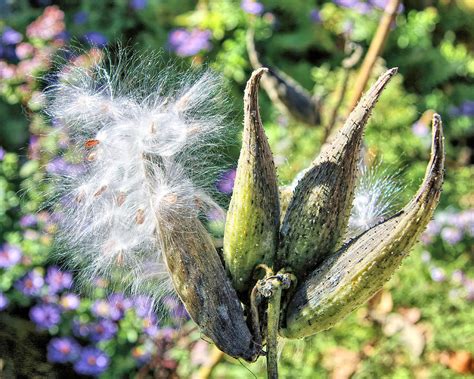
[196,346,225,379]
[323,42,362,143]
[266,279,283,379]
[345,0,401,115]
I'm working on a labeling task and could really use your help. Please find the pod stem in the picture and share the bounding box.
[266,280,282,379]
[255,268,294,379]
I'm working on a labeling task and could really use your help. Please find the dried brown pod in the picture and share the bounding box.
[157,212,259,361]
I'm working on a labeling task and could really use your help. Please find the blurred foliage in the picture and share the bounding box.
[1,0,473,378]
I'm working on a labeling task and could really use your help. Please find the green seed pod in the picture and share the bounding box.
[278,68,397,279]
[223,68,280,292]
[158,214,258,361]
[246,29,321,126]
[280,114,444,339]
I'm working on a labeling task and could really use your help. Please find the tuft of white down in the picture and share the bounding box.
[45,50,231,310]
[345,162,405,240]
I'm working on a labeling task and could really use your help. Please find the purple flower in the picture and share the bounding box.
[430,267,446,282]
[368,0,404,12]
[2,27,22,45]
[47,337,81,363]
[0,243,22,268]
[107,293,132,320]
[451,270,465,284]
[412,121,429,138]
[28,135,41,160]
[29,303,61,329]
[168,28,212,57]
[74,347,109,376]
[207,208,225,223]
[15,270,45,296]
[46,267,73,294]
[0,293,9,311]
[73,318,91,338]
[89,319,118,342]
[441,226,463,245]
[216,168,236,194]
[142,315,159,338]
[133,295,154,317]
[19,214,38,228]
[59,293,81,310]
[460,210,474,236]
[0,146,5,160]
[466,281,474,301]
[459,101,474,117]
[334,0,361,8]
[130,0,147,10]
[82,31,108,47]
[158,327,176,342]
[91,299,111,318]
[46,157,85,176]
[241,0,264,15]
[449,100,474,117]
[73,11,88,25]
[421,220,441,244]
[163,296,189,322]
[354,2,372,14]
[310,9,322,23]
[91,299,120,320]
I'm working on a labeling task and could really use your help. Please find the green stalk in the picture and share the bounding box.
[266,279,282,379]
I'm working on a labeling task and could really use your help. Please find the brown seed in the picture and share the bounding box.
[117,192,126,206]
[115,252,124,266]
[94,185,107,197]
[136,208,145,224]
[86,151,97,161]
[163,193,177,204]
[75,191,85,203]
[85,139,100,149]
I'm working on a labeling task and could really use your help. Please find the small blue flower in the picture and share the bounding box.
[216,168,236,194]
[45,266,73,294]
[29,303,61,329]
[168,28,211,57]
[241,0,264,15]
[0,292,9,311]
[2,27,22,45]
[59,293,81,310]
[430,267,446,283]
[82,31,108,47]
[19,214,38,228]
[130,0,147,10]
[310,9,322,23]
[0,243,22,268]
[47,337,81,363]
[73,11,88,25]
[73,347,109,376]
[89,319,118,342]
[15,270,44,296]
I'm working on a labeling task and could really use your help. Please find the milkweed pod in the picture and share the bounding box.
[223,68,280,293]
[280,114,444,339]
[158,214,259,361]
[278,68,398,280]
